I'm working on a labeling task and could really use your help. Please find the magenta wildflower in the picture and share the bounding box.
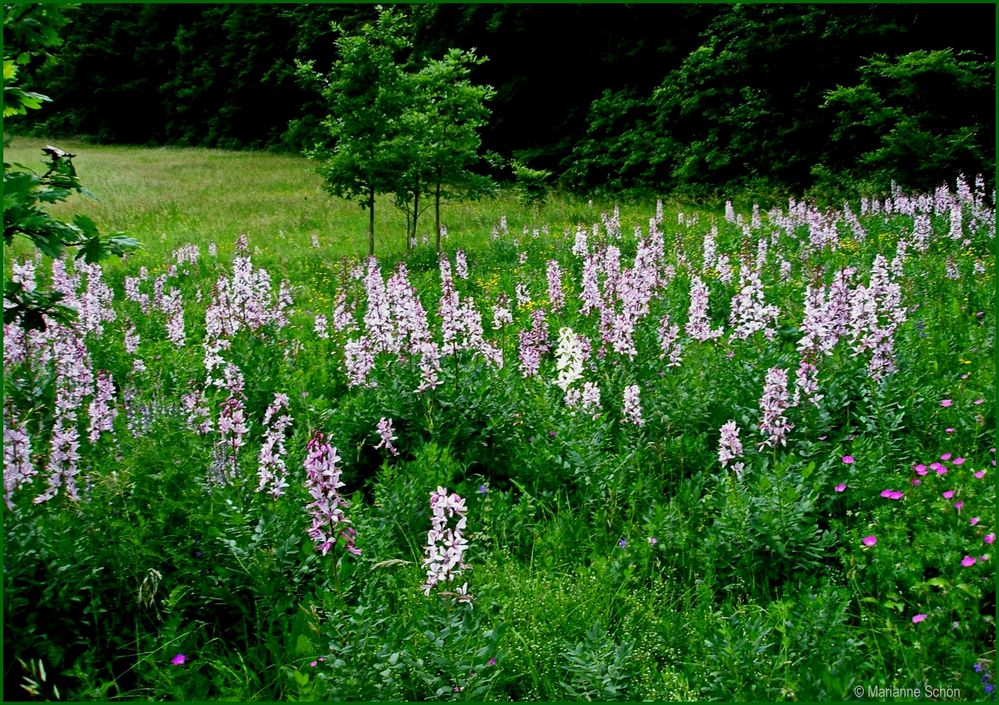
[974,470,986,479]
[487,657,497,667]
[954,501,964,511]
[718,420,745,477]
[961,555,977,567]
[970,517,980,526]
[911,478,922,486]
[974,399,985,405]
[985,534,995,545]
[880,489,904,500]
[945,428,955,434]
[834,483,846,493]
[912,614,927,624]
[941,453,952,461]
[862,535,877,547]
[914,464,927,475]
[953,457,965,465]
[940,399,953,407]
[942,490,955,499]
[842,455,854,464]
[171,654,187,666]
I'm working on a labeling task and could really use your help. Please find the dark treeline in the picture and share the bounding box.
[23,4,996,198]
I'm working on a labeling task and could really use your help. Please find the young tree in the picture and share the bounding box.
[299,7,413,256]
[302,7,494,254]
[416,48,494,252]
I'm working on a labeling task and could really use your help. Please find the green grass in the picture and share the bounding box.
[5,137,658,268]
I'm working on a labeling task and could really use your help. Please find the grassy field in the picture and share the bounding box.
[3,138,996,701]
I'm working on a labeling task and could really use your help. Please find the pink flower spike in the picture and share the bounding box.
[942,490,955,499]
[834,483,847,493]
[985,534,996,545]
[940,399,953,407]
[914,464,928,476]
[970,517,980,526]
[952,457,965,465]
[862,535,877,547]
[171,654,187,666]
[940,453,952,461]
[961,555,976,567]
[912,613,927,624]
[841,455,854,464]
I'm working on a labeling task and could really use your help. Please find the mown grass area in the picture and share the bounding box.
[3,139,995,701]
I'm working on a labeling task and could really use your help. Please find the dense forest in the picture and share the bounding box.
[15,3,998,197]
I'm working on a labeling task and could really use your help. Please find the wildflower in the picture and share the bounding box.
[171,654,187,666]
[835,483,846,492]
[914,464,927,475]
[953,457,965,465]
[986,534,996,545]
[257,393,293,498]
[954,501,964,511]
[940,399,953,407]
[912,614,927,624]
[374,417,399,456]
[3,417,34,509]
[718,420,745,477]
[304,432,359,557]
[554,327,585,392]
[622,384,643,426]
[942,490,955,499]
[648,537,658,545]
[970,517,980,526]
[422,487,469,595]
[842,455,854,464]
[618,538,627,548]
[685,276,723,341]
[862,535,877,547]
[911,478,921,486]
[941,453,952,461]
[546,260,564,312]
[881,489,904,500]
[961,555,977,567]
[478,484,488,495]
[487,657,497,667]
[758,367,793,448]
[975,470,987,479]
[974,399,985,405]
[945,428,955,434]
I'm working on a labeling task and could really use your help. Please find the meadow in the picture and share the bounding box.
[3,137,996,701]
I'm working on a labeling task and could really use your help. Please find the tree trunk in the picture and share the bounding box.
[368,187,375,257]
[434,166,442,253]
[410,179,420,252]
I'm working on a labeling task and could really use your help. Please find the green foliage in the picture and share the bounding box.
[510,160,550,209]
[3,4,139,330]
[820,49,994,192]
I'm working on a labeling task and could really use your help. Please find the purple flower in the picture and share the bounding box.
[941,453,952,461]
[862,535,877,547]
[648,537,658,545]
[834,483,847,493]
[953,457,965,466]
[961,555,977,567]
[986,534,996,545]
[478,484,488,495]
[942,490,955,499]
[914,464,928,475]
[487,657,497,667]
[842,455,854,465]
[171,653,187,666]
[940,399,953,407]
[618,538,627,548]
[912,614,927,624]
